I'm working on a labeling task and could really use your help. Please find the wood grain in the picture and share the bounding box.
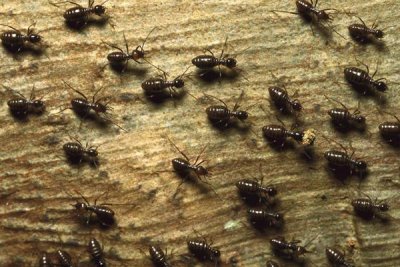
[0,0,400,266]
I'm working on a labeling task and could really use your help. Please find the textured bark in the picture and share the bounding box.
[0,0,399,266]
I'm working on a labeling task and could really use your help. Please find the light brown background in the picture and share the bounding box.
[0,0,399,266]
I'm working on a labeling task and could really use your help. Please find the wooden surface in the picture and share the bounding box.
[0,0,400,266]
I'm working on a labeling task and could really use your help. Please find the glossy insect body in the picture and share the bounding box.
[149,245,170,267]
[70,97,108,116]
[142,74,185,98]
[39,252,52,267]
[248,209,283,229]
[295,0,331,22]
[192,54,237,70]
[187,239,220,263]
[88,238,106,267]
[269,87,302,114]
[326,247,354,267]
[352,197,389,219]
[0,24,42,52]
[348,17,384,43]
[324,150,367,175]
[206,105,248,125]
[56,250,73,267]
[7,96,45,117]
[206,92,248,127]
[328,108,365,126]
[63,0,107,24]
[74,200,115,226]
[263,125,302,143]
[266,260,280,267]
[236,179,277,205]
[270,237,309,261]
[63,141,99,165]
[172,158,208,179]
[379,120,400,142]
[344,67,387,93]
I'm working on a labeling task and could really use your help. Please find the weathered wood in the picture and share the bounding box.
[0,0,399,266]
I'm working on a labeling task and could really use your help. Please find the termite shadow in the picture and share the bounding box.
[194,69,240,84]
[144,90,187,105]
[2,43,46,58]
[65,17,109,31]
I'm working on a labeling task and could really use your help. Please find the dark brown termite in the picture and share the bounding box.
[269,86,302,115]
[50,0,113,29]
[348,16,384,44]
[377,110,400,144]
[344,61,388,94]
[262,124,316,147]
[5,85,45,119]
[102,28,159,72]
[187,238,220,266]
[270,235,318,262]
[326,247,354,267]
[236,165,277,206]
[271,0,344,38]
[149,245,171,267]
[63,135,99,167]
[205,91,249,128]
[192,37,245,80]
[324,95,366,131]
[0,23,42,52]
[141,67,193,100]
[66,190,115,227]
[248,208,283,230]
[59,81,125,131]
[323,137,367,178]
[166,137,215,193]
[352,194,389,220]
[88,238,107,267]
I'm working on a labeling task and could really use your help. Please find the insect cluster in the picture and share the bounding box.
[1,0,398,266]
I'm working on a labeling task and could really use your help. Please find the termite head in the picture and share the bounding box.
[94,5,106,16]
[32,99,45,112]
[265,187,277,196]
[374,81,387,92]
[174,78,185,88]
[375,29,384,38]
[355,160,367,171]
[378,203,389,212]
[236,110,248,120]
[86,148,99,158]
[132,48,145,60]
[28,33,41,43]
[291,99,302,111]
[295,246,309,256]
[225,58,237,68]
[316,10,330,21]
[73,202,88,211]
[211,248,221,260]
[354,115,366,124]
[195,165,208,176]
